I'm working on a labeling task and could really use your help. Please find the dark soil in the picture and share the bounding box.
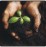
[0,1,46,46]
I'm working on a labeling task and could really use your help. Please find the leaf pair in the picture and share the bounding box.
[20,16,31,24]
[9,10,31,24]
[9,16,31,24]
[9,17,19,23]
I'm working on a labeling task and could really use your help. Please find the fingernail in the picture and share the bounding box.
[11,32,16,37]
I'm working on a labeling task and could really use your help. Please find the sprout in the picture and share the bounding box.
[9,17,19,23]
[9,11,31,24]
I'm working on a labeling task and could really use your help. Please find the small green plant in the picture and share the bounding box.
[9,10,31,24]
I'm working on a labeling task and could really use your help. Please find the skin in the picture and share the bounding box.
[2,2,22,40]
[2,1,41,40]
[23,2,41,32]
[2,2,22,29]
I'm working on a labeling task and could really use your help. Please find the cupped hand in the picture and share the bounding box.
[23,2,41,32]
[2,2,22,29]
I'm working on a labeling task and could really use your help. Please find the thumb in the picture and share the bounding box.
[2,10,9,29]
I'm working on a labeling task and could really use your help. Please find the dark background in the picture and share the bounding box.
[0,1,46,46]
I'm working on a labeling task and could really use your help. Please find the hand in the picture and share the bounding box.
[23,2,41,32]
[2,2,22,29]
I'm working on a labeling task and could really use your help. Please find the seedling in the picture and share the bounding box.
[9,10,31,24]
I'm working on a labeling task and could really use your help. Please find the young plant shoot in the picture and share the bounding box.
[9,10,31,24]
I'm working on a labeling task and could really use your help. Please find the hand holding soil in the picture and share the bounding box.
[2,1,41,40]
[2,2,41,32]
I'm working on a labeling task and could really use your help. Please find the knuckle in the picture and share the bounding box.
[4,10,13,17]
[4,10,8,14]
[4,10,9,15]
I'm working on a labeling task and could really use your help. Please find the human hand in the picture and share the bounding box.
[23,2,41,32]
[2,2,22,29]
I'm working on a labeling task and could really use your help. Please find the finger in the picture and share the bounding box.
[34,14,41,32]
[2,2,22,29]
[6,2,21,17]
[23,2,40,8]
[11,32,20,40]
[2,10,9,29]
[26,2,41,32]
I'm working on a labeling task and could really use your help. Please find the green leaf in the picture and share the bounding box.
[17,10,21,17]
[23,16,31,23]
[9,17,19,23]
[20,18,24,24]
